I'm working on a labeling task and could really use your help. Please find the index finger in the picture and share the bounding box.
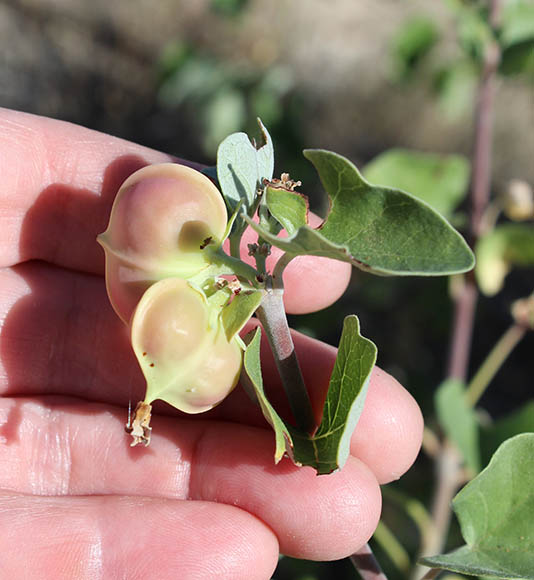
[0,108,350,313]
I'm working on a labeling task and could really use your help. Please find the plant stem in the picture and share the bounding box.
[255,279,316,433]
[350,543,389,580]
[272,252,295,286]
[258,253,387,577]
[466,323,526,407]
[418,2,502,576]
[447,274,478,381]
[447,0,501,381]
[411,442,464,580]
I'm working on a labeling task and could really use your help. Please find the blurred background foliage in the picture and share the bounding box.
[2,0,533,578]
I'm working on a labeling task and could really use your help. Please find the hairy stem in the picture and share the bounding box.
[255,281,316,433]
[350,543,389,580]
[466,323,526,407]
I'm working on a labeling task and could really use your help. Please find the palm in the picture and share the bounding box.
[0,108,423,579]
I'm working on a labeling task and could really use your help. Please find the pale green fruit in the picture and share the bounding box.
[98,163,228,323]
[131,277,242,414]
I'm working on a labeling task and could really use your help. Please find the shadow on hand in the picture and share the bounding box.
[0,155,151,444]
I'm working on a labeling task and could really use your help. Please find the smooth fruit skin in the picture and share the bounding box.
[131,278,242,415]
[98,163,228,323]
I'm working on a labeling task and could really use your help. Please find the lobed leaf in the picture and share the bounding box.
[421,433,534,578]
[245,150,475,276]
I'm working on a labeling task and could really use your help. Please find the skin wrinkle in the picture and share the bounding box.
[86,508,104,580]
[168,433,192,497]
[30,409,72,496]
[185,423,210,501]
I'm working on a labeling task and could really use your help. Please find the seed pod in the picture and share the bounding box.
[98,163,227,322]
[130,277,242,416]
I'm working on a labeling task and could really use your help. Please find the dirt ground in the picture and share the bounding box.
[1,0,532,185]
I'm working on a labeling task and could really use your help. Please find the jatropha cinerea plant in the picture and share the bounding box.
[98,120,474,474]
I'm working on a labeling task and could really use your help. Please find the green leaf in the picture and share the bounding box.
[245,149,474,276]
[421,433,534,578]
[203,88,247,156]
[457,5,493,63]
[475,224,534,296]
[305,149,475,275]
[210,0,249,18]
[221,290,263,341]
[480,401,534,466]
[500,0,534,49]
[243,316,376,474]
[500,41,534,76]
[391,17,439,80]
[362,149,470,219]
[242,328,293,463]
[434,60,479,120]
[435,379,481,473]
[265,186,308,235]
[499,1,534,76]
[217,118,274,216]
[289,315,377,475]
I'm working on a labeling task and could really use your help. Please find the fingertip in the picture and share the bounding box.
[191,425,382,561]
[282,456,382,561]
[280,254,352,314]
[351,367,424,484]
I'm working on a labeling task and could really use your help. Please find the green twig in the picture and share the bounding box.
[466,323,526,407]
[272,252,295,288]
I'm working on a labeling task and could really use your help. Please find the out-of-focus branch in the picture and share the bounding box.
[416,2,502,578]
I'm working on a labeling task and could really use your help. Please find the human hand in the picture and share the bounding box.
[0,108,423,579]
